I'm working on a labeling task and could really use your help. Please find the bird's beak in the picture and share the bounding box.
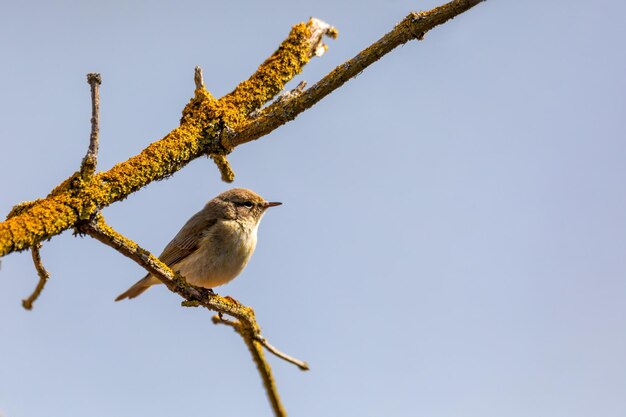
[263,201,282,208]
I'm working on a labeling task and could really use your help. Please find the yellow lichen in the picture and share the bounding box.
[0,21,319,258]
[219,22,313,120]
[210,154,235,183]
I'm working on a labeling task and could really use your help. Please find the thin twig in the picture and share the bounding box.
[213,314,310,370]
[256,335,310,371]
[194,66,204,90]
[193,65,236,182]
[80,73,102,179]
[78,214,289,417]
[22,243,51,310]
[224,0,485,147]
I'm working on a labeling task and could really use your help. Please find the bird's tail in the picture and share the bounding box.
[115,275,161,301]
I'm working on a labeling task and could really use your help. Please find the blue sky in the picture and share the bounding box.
[1,1,626,416]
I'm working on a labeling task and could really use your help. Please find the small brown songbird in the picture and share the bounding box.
[115,188,281,301]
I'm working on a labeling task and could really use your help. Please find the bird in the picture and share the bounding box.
[115,188,281,301]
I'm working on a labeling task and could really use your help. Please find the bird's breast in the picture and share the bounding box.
[174,219,258,288]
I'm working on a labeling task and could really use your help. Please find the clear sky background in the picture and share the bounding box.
[1,1,625,416]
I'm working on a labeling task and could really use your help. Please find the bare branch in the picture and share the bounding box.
[255,334,310,371]
[22,243,51,310]
[225,0,485,147]
[194,66,204,90]
[213,314,310,371]
[306,18,338,57]
[274,81,308,106]
[80,73,102,179]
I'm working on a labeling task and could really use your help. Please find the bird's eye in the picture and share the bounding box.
[243,201,254,208]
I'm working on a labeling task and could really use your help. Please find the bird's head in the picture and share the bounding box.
[215,188,281,223]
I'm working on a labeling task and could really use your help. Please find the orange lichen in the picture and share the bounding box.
[0,21,319,258]
[1,196,78,254]
[219,22,312,120]
[210,154,235,183]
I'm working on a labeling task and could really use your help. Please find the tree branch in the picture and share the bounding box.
[255,333,310,371]
[21,243,51,310]
[1,2,487,415]
[213,314,310,370]
[78,215,251,319]
[211,315,288,416]
[225,0,485,147]
[80,73,102,179]
[0,18,336,258]
[241,327,286,417]
[0,0,483,259]
[77,214,307,416]
[193,65,204,90]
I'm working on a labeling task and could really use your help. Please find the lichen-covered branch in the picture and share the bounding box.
[0,18,335,258]
[0,1,483,259]
[219,18,337,119]
[211,315,288,417]
[0,2,486,416]
[241,327,286,417]
[225,0,485,147]
[79,215,255,322]
[78,214,307,416]
[21,243,51,310]
[210,153,236,183]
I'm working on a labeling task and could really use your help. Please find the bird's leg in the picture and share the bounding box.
[196,287,215,298]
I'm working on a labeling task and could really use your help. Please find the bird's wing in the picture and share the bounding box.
[158,212,218,267]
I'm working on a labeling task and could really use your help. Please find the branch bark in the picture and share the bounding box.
[0,18,336,257]
[0,0,483,259]
[225,0,485,147]
[80,73,102,179]
[78,214,301,417]
[211,315,289,416]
